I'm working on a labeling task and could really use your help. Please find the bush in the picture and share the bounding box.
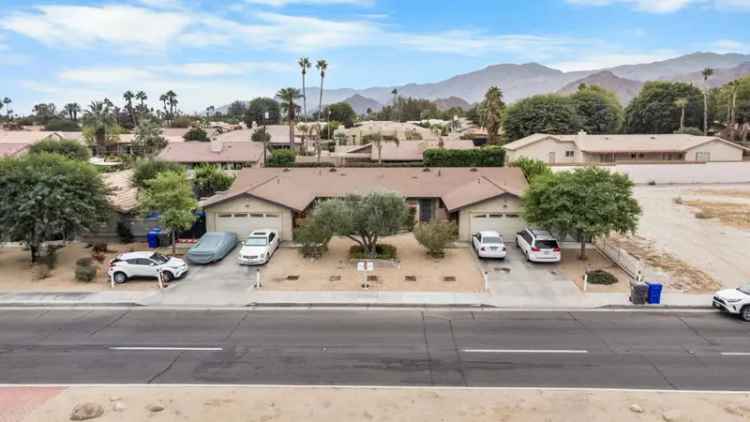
[29,139,91,161]
[423,146,505,167]
[510,158,552,182]
[171,116,194,128]
[183,127,209,142]
[75,265,98,283]
[193,165,235,198]
[44,118,80,131]
[674,126,704,136]
[349,244,398,260]
[294,217,335,258]
[266,149,296,167]
[403,207,417,232]
[76,257,94,267]
[586,270,618,285]
[251,127,271,143]
[116,221,134,243]
[132,159,185,189]
[414,221,458,258]
[93,242,108,253]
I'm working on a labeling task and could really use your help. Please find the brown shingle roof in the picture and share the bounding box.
[202,167,527,212]
[0,143,30,157]
[158,141,264,164]
[102,170,138,213]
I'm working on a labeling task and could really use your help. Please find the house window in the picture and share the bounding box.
[218,214,233,218]
[265,213,280,218]
[250,213,265,218]
[505,213,520,219]
[233,213,248,218]
[489,214,503,218]
[565,151,575,158]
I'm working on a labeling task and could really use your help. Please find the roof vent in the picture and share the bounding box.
[209,140,224,153]
[422,168,431,172]
[470,167,478,172]
[650,136,656,140]
[283,168,291,172]
[329,168,337,173]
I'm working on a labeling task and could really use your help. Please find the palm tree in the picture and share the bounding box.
[206,105,215,120]
[64,103,81,121]
[123,90,137,127]
[674,98,688,131]
[159,93,169,119]
[728,80,740,140]
[298,57,311,121]
[276,87,303,147]
[166,90,178,122]
[391,88,399,122]
[136,91,147,107]
[83,100,117,156]
[482,86,505,145]
[316,60,328,121]
[702,67,714,135]
[372,131,399,165]
[3,97,12,119]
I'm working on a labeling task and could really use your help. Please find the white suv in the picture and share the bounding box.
[713,285,750,321]
[472,231,507,259]
[108,252,188,284]
[516,228,561,263]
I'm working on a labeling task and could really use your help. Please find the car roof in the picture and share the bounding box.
[118,251,154,260]
[249,229,277,236]
[478,230,502,237]
[529,228,556,239]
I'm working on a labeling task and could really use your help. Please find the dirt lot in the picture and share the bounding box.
[0,242,184,292]
[262,234,484,292]
[560,248,631,293]
[629,184,750,290]
[7,386,750,422]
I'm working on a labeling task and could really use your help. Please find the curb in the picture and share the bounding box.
[246,302,494,309]
[0,302,144,308]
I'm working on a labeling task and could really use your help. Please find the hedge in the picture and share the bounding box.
[266,149,297,167]
[423,146,505,167]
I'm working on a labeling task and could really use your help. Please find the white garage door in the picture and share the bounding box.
[470,212,526,241]
[215,212,283,239]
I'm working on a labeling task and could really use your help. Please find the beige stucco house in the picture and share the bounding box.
[503,133,750,165]
[200,167,528,242]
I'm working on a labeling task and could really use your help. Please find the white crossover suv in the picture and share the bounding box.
[472,231,507,259]
[108,252,188,284]
[713,285,750,321]
[516,228,561,263]
[238,229,280,265]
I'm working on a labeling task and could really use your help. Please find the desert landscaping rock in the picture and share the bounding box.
[112,402,126,412]
[146,404,165,413]
[70,403,104,421]
[629,404,644,413]
[662,409,683,422]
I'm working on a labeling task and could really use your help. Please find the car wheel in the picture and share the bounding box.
[741,306,750,322]
[113,272,128,284]
[163,272,175,282]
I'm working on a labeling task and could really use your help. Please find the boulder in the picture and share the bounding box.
[70,403,104,421]
[629,404,644,414]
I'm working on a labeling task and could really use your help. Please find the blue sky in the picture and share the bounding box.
[1,0,749,114]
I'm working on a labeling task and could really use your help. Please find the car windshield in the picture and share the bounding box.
[483,236,503,244]
[150,253,169,264]
[535,240,559,249]
[738,284,750,295]
[244,237,268,247]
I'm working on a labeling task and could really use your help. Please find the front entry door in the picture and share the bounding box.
[418,199,433,222]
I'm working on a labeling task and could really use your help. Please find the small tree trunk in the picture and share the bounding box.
[680,107,685,130]
[171,230,176,256]
[29,243,39,264]
[704,92,709,136]
[579,239,586,260]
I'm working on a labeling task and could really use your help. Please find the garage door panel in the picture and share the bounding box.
[470,213,525,241]
[215,213,282,239]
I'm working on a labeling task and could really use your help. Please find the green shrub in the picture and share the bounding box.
[44,118,81,131]
[349,244,398,260]
[423,146,505,167]
[29,139,91,161]
[251,127,271,143]
[76,257,94,267]
[75,265,98,283]
[171,116,194,128]
[586,270,618,285]
[414,221,458,258]
[266,149,296,167]
[132,159,185,189]
[183,127,209,142]
[403,207,417,232]
[510,157,552,182]
[294,220,333,259]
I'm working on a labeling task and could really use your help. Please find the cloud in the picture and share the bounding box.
[243,0,373,6]
[565,0,750,13]
[550,50,678,71]
[712,39,749,53]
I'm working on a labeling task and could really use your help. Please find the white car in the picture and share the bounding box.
[713,284,750,321]
[238,229,280,265]
[472,231,507,259]
[108,251,188,284]
[516,228,561,263]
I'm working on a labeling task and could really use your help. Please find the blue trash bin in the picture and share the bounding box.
[646,282,663,305]
[147,228,162,249]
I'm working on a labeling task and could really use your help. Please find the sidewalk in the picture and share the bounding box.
[0,291,155,307]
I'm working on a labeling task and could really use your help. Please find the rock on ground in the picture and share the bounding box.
[70,403,104,421]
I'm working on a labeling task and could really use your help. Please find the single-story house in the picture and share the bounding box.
[158,140,264,170]
[503,133,750,165]
[338,140,478,164]
[0,142,30,157]
[200,167,528,242]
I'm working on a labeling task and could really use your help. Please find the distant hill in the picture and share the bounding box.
[434,96,472,111]
[343,94,383,115]
[557,71,644,104]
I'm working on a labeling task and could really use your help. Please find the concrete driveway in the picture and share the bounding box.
[475,244,585,307]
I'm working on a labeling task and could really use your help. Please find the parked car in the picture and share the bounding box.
[472,231,507,259]
[516,228,561,263]
[185,232,238,264]
[238,229,280,265]
[713,284,750,321]
[108,252,188,284]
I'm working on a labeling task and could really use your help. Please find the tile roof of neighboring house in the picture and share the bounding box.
[345,140,477,161]
[503,133,750,153]
[102,170,138,213]
[157,141,264,164]
[115,133,185,145]
[251,125,303,145]
[0,130,83,144]
[201,167,527,213]
[0,143,30,157]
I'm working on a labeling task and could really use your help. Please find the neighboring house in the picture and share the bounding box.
[0,143,30,157]
[504,133,750,165]
[200,167,528,242]
[0,130,83,144]
[85,170,161,242]
[158,140,264,170]
[338,140,478,164]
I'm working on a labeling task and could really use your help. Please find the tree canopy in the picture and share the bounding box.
[132,159,185,189]
[522,167,641,259]
[138,171,197,255]
[244,97,282,127]
[0,153,110,262]
[192,165,235,199]
[323,102,357,128]
[624,81,704,134]
[480,86,506,145]
[132,118,168,157]
[28,139,91,161]
[569,84,624,134]
[503,94,582,142]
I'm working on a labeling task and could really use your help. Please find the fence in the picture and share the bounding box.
[595,238,643,280]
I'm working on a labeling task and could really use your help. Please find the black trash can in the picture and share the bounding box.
[630,281,649,305]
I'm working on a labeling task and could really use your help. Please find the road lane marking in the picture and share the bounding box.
[462,349,588,354]
[721,352,750,356]
[109,347,222,352]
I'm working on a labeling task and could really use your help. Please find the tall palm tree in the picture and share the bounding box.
[166,90,178,121]
[64,103,81,121]
[83,100,117,156]
[729,80,740,137]
[276,87,303,147]
[482,86,505,145]
[206,105,215,120]
[298,57,311,121]
[136,91,147,107]
[316,60,328,121]
[372,131,399,165]
[2,97,11,119]
[123,90,137,127]
[702,67,714,135]
[674,98,688,131]
[159,93,169,119]
[391,88,399,122]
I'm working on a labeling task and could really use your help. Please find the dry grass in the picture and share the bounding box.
[683,200,750,229]
[559,249,630,293]
[607,235,721,292]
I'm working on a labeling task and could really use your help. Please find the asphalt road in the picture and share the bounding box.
[1,309,750,390]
